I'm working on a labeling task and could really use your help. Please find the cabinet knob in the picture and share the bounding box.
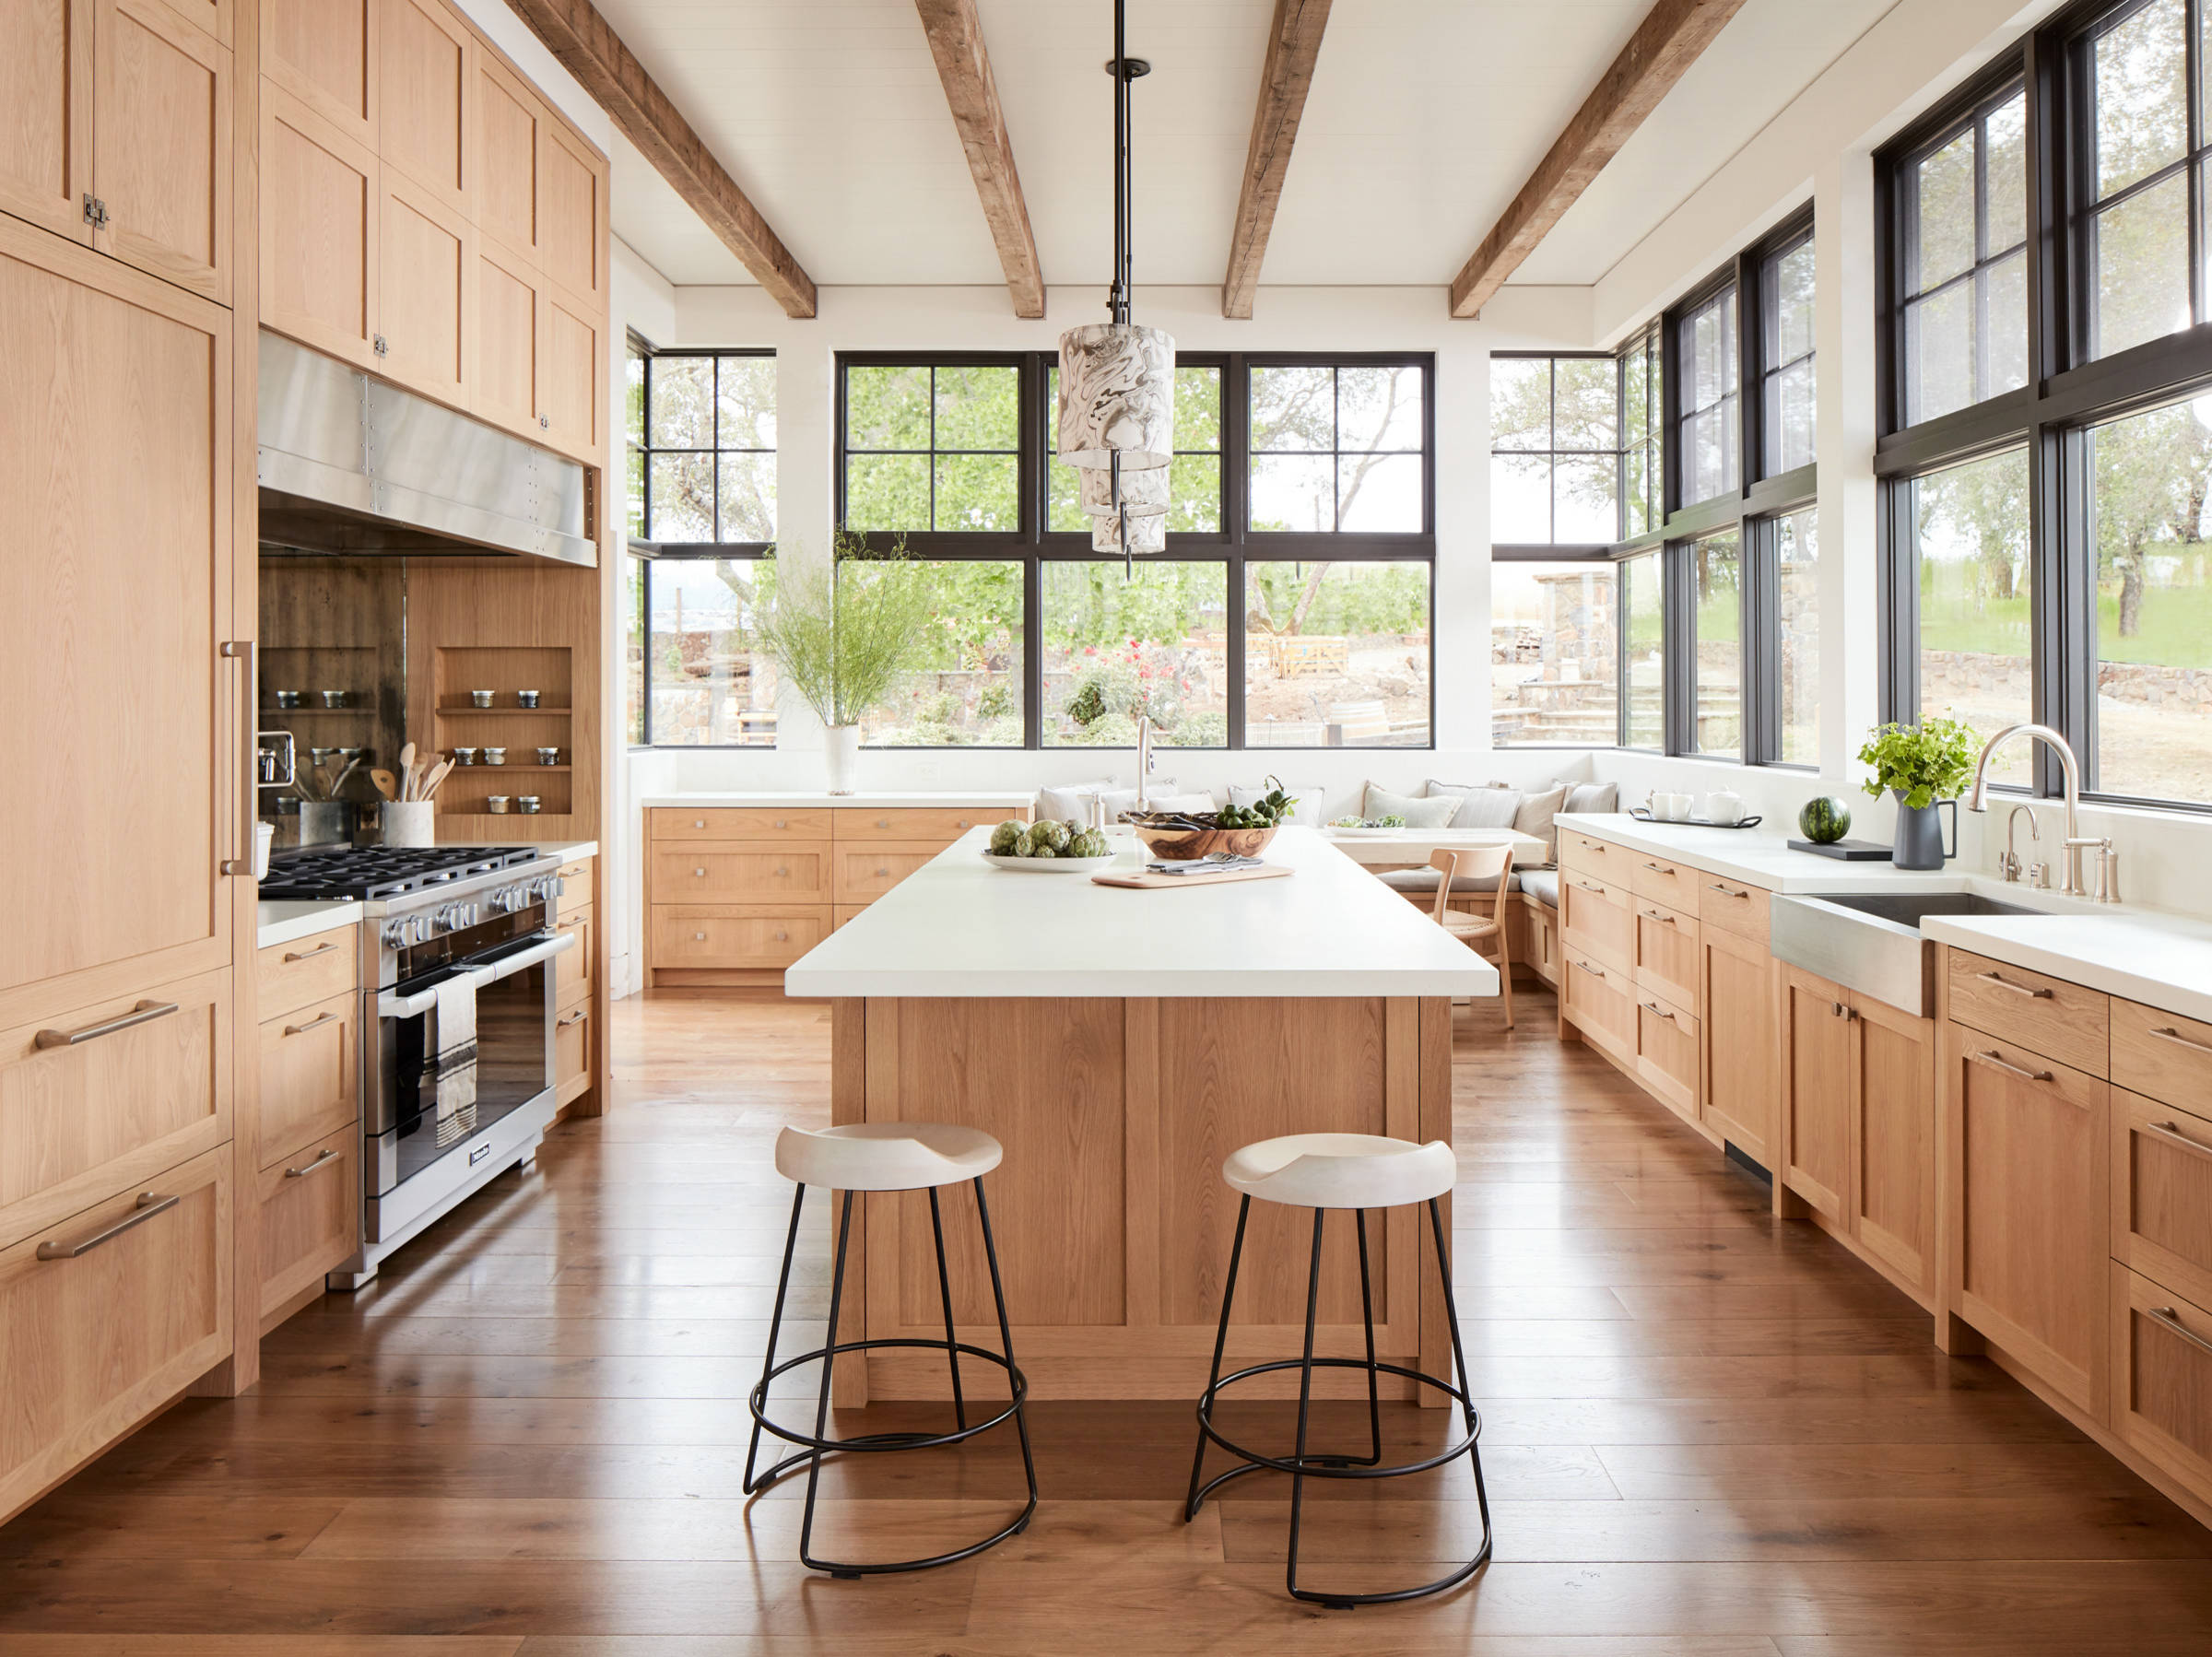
[693,819,706,828]
[957,819,971,828]
[774,930,788,942]
[776,866,789,877]
[774,819,788,828]
[876,818,889,828]
[693,867,707,877]
[693,932,706,941]
[876,867,889,877]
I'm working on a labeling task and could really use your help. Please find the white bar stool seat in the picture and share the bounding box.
[774,1122,1004,1192]
[1222,1133,1455,1210]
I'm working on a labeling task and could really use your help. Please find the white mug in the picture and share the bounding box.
[1651,791,1691,821]
[1705,791,1745,826]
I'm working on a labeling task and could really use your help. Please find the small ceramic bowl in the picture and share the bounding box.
[517,795,542,815]
[535,746,559,766]
[470,689,495,708]
[319,689,347,709]
[516,689,541,709]
[486,794,511,814]
[452,746,478,766]
[481,746,507,766]
[274,689,302,709]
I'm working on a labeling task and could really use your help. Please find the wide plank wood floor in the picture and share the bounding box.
[4,985,2210,1653]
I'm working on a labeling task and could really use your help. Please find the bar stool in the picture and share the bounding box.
[1182,1133,1491,1608]
[746,1122,1038,1577]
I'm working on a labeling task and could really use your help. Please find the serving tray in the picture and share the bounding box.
[1628,809,1765,829]
[1787,838,1894,861]
[1091,864,1294,890]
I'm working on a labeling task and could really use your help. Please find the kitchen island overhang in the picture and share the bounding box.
[785,828,1493,1408]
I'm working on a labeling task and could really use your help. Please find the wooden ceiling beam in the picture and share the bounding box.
[1449,0,1747,319]
[504,0,818,318]
[1222,0,1333,320]
[915,0,1045,319]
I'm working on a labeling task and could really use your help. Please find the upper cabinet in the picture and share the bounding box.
[474,55,540,263]
[260,80,377,368]
[261,0,372,143]
[0,0,93,245]
[540,120,603,311]
[380,0,469,216]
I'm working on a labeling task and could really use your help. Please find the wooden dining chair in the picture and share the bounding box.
[1426,846,1515,1030]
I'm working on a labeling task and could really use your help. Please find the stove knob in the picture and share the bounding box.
[380,920,411,948]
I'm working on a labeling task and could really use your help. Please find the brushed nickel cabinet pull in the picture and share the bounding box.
[283,941,340,964]
[776,866,789,877]
[1574,960,1606,980]
[1707,881,1745,897]
[2145,1120,2212,1165]
[1644,1001,1677,1023]
[1971,1048,2054,1084]
[2149,1025,2212,1056]
[1644,861,1671,872]
[693,932,707,941]
[1643,908,1676,925]
[285,1147,341,1179]
[35,999,179,1050]
[558,1008,587,1028]
[220,640,256,876]
[1576,879,1605,893]
[2147,1305,2212,1361]
[283,1010,342,1038]
[36,1192,179,1260]
[1977,970,2053,999]
[957,819,971,828]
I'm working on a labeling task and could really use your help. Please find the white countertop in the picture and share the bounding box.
[256,899,361,949]
[640,791,1036,810]
[784,825,1500,1000]
[1325,826,1551,868]
[1564,813,1981,892]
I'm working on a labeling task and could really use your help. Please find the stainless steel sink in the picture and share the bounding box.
[1769,890,2043,1016]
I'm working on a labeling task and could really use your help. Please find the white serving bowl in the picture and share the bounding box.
[982,852,1119,875]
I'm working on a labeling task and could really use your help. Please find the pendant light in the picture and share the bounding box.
[1058,0,1174,571]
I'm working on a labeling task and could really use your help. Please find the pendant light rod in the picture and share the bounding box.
[1106,0,1147,326]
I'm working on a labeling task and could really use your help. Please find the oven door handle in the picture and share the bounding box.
[476,929,576,984]
[377,962,496,1020]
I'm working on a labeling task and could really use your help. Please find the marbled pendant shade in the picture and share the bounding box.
[1056,323,1175,472]
[1077,461,1169,517]
[1090,508,1167,555]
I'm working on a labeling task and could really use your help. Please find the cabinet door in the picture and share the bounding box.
[2112,1089,2212,1312]
[379,169,471,405]
[1631,899,1699,1011]
[1851,994,1936,1299]
[259,81,378,368]
[262,0,373,143]
[92,0,231,304]
[377,0,470,216]
[0,224,233,1024]
[541,279,600,460]
[0,0,93,244]
[471,236,539,436]
[474,54,540,262]
[1561,870,1633,977]
[1778,966,1851,1220]
[553,907,591,1008]
[256,1122,356,1323]
[538,120,603,309]
[1700,926,1773,1164]
[2111,1264,2212,1510]
[256,989,356,1172]
[1947,1026,2110,1415]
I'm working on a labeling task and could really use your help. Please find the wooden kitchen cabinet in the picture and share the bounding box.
[378,167,472,405]
[1631,899,1699,1011]
[262,0,374,142]
[470,234,540,434]
[554,907,592,1009]
[377,0,471,216]
[1778,966,1853,1221]
[539,117,604,311]
[260,79,378,368]
[2110,1263,2212,1511]
[1560,869,1634,978]
[2112,1089,2212,1312]
[834,847,942,907]
[1699,924,1774,1165]
[541,277,602,461]
[1560,951,1637,1064]
[554,1000,591,1104]
[473,53,541,262]
[255,987,357,1173]
[654,847,830,904]
[1634,988,1700,1119]
[0,0,94,246]
[255,1120,356,1327]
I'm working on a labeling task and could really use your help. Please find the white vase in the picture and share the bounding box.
[825,724,861,795]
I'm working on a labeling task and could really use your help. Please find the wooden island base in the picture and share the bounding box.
[827,994,1458,1407]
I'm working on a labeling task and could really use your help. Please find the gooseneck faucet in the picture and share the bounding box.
[1135,712,1157,813]
[1964,723,2113,899]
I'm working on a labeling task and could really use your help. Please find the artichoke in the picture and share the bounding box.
[1011,827,1035,858]
[989,819,1026,854]
[1029,819,1070,852]
[1073,828,1109,859]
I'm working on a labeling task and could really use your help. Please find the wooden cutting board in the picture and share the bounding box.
[1090,864,1294,890]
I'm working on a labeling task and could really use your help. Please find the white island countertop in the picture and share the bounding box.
[639,791,1036,811]
[784,825,1500,999]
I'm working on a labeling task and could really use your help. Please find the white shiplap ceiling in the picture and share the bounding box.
[596,0,1899,292]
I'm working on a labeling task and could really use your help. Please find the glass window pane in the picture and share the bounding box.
[846,364,932,449]
[1624,343,1650,448]
[1171,453,1222,534]
[1913,447,2032,786]
[1692,530,1743,759]
[1624,552,1665,748]
[647,558,775,746]
[1243,562,1430,747]
[1555,453,1618,543]
[2093,0,2187,199]
[1625,441,1655,538]
[1773,241,1816,364]
[1986,91,2028,253]
[1338,364,1424,450]
[1490,358,1551,451]
[649,356,713,448]
[1778,508,1819,766]
[932,453,1018,531]
[934,364,1018,451]
[1491,453,1551,544]
[1251,365,1335,451]
[1683,400,1739,506]
[1177,365,1222,450]
[1041,561,1228,747]
[1555,358,1619,451]
[1337,452,1421,532]
[715,356,776,449]
[1491,561,1618,746]
[1776,358,1816,473]
[1986,249,2030,396]
[647,452,714,542]
[1910,126,1977,294]
[625,557,645,746]
[716,450,774,543]
[624,347,645,448]
[2091,171,2191,358]
[844,453,930,532]
[855,559,1025,746]
[1904,280,1974,425]
[2088,397,2212,804]
[1250,453,1334,532]
[623,443,644,541]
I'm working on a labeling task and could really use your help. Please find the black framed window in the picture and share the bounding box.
[1623,323,1665,536]
[634,347,775,546]
[2080,0,2200,360]
[1491,557,1619,746]
[1249,361,1429,534]
[1760,230,1818,476]
[1677,282,1741,507]
[1773,505,1821,766]
[1048,362,1224,535]
[1622,549,1666,750]
[1489,354,1620,545]
[842,360,1021,534]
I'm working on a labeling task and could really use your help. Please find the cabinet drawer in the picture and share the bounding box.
[653,847,828,903]
[1948,949,2108,1077]
[2111,1264,2212,1510]
[1632,899,1700,1012]
[555,1001,590,1100]
[1563,950,1637,1062]
[652,907,830,970]
[1630,852,1700,911]
[2113,999,2212,1117]
[0,970,229,1253]
[650,807,830,843]
[256,923,357,1020]
[1559,828,1618,876]
[257,987,357,1173]
[0,1146,230,1522]
[833,846,941,906]
[1635,987,1700,1118]
[834,905,870,930]
[557,857,594,913]
[2113,1090,2212,1312]
[834,807,998,842]
[257,1122,356,1325]
[1560,870,1633,977]
[1695,874,1769,946]
[553,905,591,1008]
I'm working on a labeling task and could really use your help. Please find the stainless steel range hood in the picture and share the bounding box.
[256,331,594,567]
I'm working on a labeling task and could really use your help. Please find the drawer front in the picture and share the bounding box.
[1560,870,1634,977]
[834,905,870,930]
[1949,949,2109,1077]
[2113,1089,2212,1311]
[1635,987,1700,1118]
[652,908,831,970]
[0,970,229,1253]
[835,806,1002,842]
[555,1001,591,1097]
[1695,874,1770,946]
[649,807,832,843]
[257,988,358,1172]
[2111,1263,2212,1508]
[0,1147,230,1522]
[557,858,594,913]
[553,905,592,1008]
[1563,950,1637,1062]
[653,847,829,903]
[1630,852,1700,911]
[256,924,358,1019]
[1559,828,1619,876]
[2113,999,2212,1117]
[1632,899,1700,1012]
[257,1122,357,1322]
[833,846,941,907]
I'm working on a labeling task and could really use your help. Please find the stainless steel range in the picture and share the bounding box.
[260,843,573,1287]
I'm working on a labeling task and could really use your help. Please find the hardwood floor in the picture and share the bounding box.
[4,986,2211,1652]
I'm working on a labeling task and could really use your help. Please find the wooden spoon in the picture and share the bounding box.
[371,769,397,801]
[420,758,455,801]
[397,742,418,801]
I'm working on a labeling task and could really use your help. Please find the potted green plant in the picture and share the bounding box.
[1857,715,1981,870]
[748,536,936,794]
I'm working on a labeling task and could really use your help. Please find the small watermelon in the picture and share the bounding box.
[1798,795,1852,844]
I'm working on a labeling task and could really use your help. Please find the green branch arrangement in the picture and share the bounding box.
[1857,715,1981,810]
[747,535,936,730]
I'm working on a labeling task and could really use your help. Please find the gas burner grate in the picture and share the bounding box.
[261,844,543,901]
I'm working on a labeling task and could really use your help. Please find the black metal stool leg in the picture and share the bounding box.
[1431,1196,1494,1557]
[744,1182,807,1496]
[1354,1208,1382,1466]
[799,1189,859,1578]
[929,1186,968,1432]
[1183,1194,1252,1521]
[972,1175,1038,1523]
[1284,1207,1328,1604]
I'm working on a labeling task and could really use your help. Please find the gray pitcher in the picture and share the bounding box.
[1891,791,1958,870]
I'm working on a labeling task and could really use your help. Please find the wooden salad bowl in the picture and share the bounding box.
[1127,821,1278,863]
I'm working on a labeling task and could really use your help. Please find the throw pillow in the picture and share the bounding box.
[1558,781,1618,816]
[1361,783,1460,828]
[1038,780,1117,824]
[1447,787,1524,828]
[1513,782,1571,860]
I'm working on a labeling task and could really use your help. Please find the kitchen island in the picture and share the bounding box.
[784,826,1495,1406]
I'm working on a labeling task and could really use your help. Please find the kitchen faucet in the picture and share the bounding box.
[2000,803,2043,887]
[1135,713,1157,812]
[1964,723,2115,900]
